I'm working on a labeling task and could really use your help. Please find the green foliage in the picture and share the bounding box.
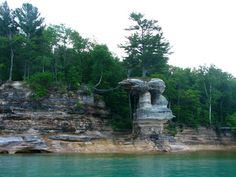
[226,113,236,127]
[0,1,17,36]
[225,112,236,135]
[66,66,81,90]
[1,1,236,130]
[104,91,132,131]
[88,44,130,130]
[75,100,82,109]
[28,72,53,98]
[121,12,171,77]
[165,122,177,136]
[156,65,236,128]
[15,3,44,38]
[111,114,132,131]
[0,1,18,81]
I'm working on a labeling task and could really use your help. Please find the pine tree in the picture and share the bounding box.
[121,12,171,77]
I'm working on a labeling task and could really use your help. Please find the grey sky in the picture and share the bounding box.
[3,0,236,76]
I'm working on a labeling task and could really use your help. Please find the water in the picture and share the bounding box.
[1,151,236,177]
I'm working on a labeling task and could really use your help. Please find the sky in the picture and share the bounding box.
[2,0,236,76]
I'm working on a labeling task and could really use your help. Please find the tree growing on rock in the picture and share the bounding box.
[121,12,171,77]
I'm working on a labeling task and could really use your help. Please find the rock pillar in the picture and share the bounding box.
[119,78,174,139]
[138,92,151,108]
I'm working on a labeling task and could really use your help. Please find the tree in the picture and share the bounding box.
[121,12,171,77]
[154,66,201,126]
[15,3,45,79]
[0,1,18,81]
[196,65,235,126]
[89,44,129,130]
[90,44,124,87]
[14,3,44,39]
[46,24,87,88]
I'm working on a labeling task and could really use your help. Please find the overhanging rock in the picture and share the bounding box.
[119,78,174,138]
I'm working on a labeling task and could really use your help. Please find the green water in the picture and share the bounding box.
[1,151,236,177]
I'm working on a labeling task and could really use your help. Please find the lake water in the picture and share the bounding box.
[1,151,236,177]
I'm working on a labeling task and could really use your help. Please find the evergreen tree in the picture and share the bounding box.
[0,1,18,81]
[121,12,171,77]
[15,3,45,79]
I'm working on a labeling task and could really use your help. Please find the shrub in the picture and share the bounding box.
[28,72,53,99]
[164,122,177,136]
[111,113,132,131]
[75,100,82,109]
[226,112,236,127]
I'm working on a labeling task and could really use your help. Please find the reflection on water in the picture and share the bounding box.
[1,151,236,177]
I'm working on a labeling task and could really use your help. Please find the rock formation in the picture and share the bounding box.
[119,78,174,138]
[0,81,235,153]
[0,81,111,153]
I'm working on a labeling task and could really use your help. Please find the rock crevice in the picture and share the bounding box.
[0,81,111,153]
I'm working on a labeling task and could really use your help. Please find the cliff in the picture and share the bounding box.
[0,81,113,153]
[0,81,236,154]
[171,127,236,151]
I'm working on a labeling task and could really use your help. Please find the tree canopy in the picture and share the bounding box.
[121,12,171,77]
[0,1,236,130]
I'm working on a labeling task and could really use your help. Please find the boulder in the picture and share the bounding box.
[0,135,50,154]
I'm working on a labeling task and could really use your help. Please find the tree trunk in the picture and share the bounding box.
[27,62,30,79]
[209,83,212,125]
[220,99,223,124]
[142,67,147,77]
[203,80,212,125]
[23,61,27,80]
[177,89,180,122]
[127,69,132,78]
[42,56,45,73]
[8,33,14,81]
[54,58,58,82]
[8,47,14,81]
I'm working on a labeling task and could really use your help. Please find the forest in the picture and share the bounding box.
[1,1,236,130]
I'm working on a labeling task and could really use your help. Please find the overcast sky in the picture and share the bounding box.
[2,0,236,76]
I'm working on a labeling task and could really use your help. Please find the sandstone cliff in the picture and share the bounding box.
[0,81,113,153]
[0,81,236,153]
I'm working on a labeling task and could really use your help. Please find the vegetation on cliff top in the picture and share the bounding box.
[1,1,236,130]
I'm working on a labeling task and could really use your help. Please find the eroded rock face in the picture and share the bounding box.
[0,81,111,153]
[0,82,109,133]
[49,134,101,142]
[119,78,174,121]
[0,135,49,154]
[1,81,234,153]
[119,78,174,140]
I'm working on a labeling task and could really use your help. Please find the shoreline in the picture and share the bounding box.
[47,139,236,153]
[2,146,236,155]
[1,132,236,154]
[1,134,236,154]
[176,144,236,152]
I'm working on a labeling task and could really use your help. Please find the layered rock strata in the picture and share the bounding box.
[0,81,111,153]
[119,78,174,139]
[0,81,236,153]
